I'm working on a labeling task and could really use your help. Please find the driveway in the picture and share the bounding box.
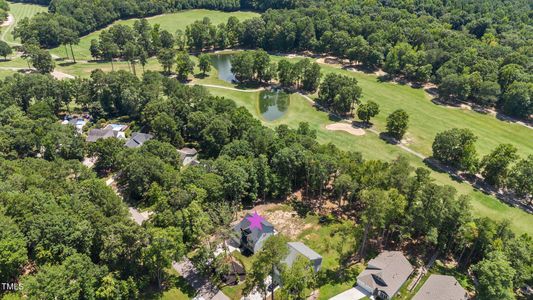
[329,286,372,300]
[173,258,229,300]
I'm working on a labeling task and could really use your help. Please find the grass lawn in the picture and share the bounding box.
[0,68,18,79]
[221,284,245,300]
[50,10,259,60]
[0,56,30,68]
[204,87,533,236]
[153,268,196,300]
[295,215,365,300]
[2,2,47,45]
[266,55,533,159]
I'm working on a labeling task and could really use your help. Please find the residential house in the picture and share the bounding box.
[125,132,153,148]
[283,242,322,273]
[86,124,128,142]
[232,214,275,253]
[62,117,87,134]
[178,147,199,166]
[412,275,468,300]
[356,251,414,299]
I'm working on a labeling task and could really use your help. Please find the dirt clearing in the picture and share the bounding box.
[236,204,317,238]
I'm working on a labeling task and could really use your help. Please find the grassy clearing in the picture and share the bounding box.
[296,216,364,300]
[204,87,533,236]
[50,10,259,60]
[158,268,195,300]
[0,68,18,79]
[2,2,47,45]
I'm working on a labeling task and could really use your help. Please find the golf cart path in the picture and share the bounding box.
[199,83,532,214]
[0,13,20,46]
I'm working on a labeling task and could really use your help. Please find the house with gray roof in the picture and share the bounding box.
[86,124,128,142]
[178,147,199,166]
[272,242,322,285]
[284,242,322,273]
[357,251,414,299]
[412,275,468,300]
[232,213,275,253]
[125,132,153,148]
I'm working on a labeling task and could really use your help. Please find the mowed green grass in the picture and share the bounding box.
[50,10,259,60]
[204,87,533,236]
[267,55,533,159]
[2,2,47,45]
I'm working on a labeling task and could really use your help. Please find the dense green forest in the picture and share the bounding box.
[14,0,532,117]
[0,69,531,299]
[0,0,531,298]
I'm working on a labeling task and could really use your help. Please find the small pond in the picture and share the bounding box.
[258,90,290,121]
[210,54,236,83]
[210,53,290,121]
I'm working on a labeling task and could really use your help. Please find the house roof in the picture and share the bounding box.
[125,132,153,148]
[357,251,413,298]
[86,128,118,142]
[104,124,128,132]
[179,147,198,156]
[287,242,322,261]
[283,242,322,270]
[412,275,468,300]
[233,213,274,246]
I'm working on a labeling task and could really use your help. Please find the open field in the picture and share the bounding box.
[205,87,533,236]
[2,2,47,45]
[49,10,259,60]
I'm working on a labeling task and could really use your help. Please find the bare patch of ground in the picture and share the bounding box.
[237,204,317,238]
[325,123,366,136]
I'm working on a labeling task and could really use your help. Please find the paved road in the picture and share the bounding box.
[105,176,152,225]
[173,258,229,300]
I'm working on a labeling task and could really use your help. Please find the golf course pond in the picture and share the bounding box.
[210,54,290,121]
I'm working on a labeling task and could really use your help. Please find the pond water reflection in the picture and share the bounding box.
[258,90,289,121]
[210,54,290,121]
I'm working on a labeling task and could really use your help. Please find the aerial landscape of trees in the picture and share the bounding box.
[0,68,531,298]
[0,0,531,298]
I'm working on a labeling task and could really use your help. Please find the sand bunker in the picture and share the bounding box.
[51,70,75,80]
[1,14,14,27]
[326,123,366,136]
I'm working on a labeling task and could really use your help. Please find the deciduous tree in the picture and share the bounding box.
[386,109,409,141]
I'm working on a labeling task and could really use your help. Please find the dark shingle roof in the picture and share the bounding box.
[233,213,275,246]
[125,132,153,148]
[357,251,413,298]
[412,275,468,300]
[86,128,116,142]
